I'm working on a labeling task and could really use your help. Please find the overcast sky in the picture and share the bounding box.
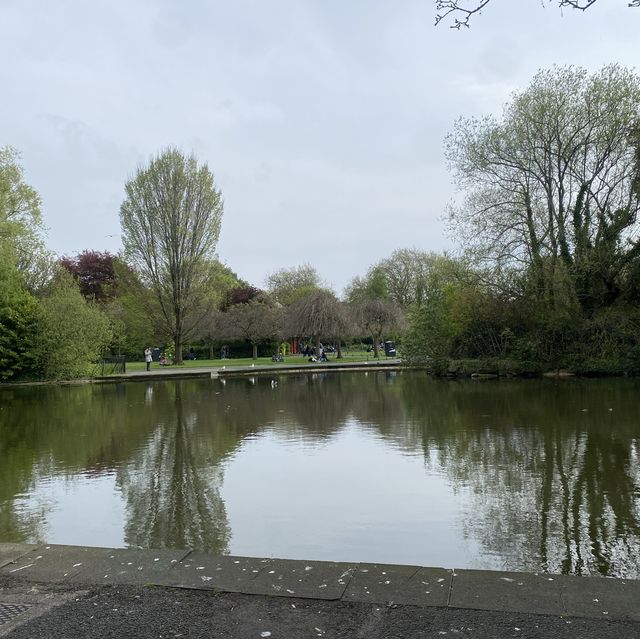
[1,0,638,293]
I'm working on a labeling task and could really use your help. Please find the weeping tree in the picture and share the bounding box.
[217,299,281,360]
[120,148,223,364]
[285,290,348,358]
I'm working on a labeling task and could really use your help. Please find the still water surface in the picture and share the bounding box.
[1,372,639,577]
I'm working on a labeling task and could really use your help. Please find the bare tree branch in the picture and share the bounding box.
[435,0,638,28]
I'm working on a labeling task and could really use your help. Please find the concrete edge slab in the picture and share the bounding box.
[449,569,566,617]
[242,559,356,601]
[0,545,37,570]
[2,544,639,622]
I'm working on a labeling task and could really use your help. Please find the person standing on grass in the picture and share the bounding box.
[144,347,152,371]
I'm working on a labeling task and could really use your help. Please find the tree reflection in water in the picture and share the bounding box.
[397,376,640,576]
[117,382,235,554]
[1,373,639,576]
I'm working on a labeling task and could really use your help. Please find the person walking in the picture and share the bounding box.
[144,347,152,372]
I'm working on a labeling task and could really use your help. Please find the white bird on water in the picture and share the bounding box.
[271,380,278,388]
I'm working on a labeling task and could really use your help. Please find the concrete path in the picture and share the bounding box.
[99,358,402,382]
[1,543,639,627]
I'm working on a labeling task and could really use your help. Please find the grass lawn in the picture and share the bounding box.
[125,350,397,372]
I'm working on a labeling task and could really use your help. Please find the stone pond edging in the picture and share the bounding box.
[1,543,638,622]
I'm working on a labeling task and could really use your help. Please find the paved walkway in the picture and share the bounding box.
[1,543,639,633]
[100,358,402,382]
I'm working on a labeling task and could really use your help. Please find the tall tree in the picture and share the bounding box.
[446,65,640,314]
[120,148,224,364]
[0,148,51,380]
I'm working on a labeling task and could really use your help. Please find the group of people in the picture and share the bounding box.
[144,347,168,371]
[300,343,330,362]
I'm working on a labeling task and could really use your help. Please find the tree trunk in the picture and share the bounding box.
[373,335,379,359]
[252,343,258,360]
[336,337,343,359]
[315,334,321,358]
[174,333,183,365]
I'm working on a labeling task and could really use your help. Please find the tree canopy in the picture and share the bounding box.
[59,250,117,302]
[446,65,640,314]
[265,263,322,306]
[35,270,112,379]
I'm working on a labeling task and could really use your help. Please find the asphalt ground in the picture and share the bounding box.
[1,578,639,639]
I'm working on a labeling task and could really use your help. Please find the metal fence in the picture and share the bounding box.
[100,356,126,375]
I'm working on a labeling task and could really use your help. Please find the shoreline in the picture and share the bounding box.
[3,356,640,389]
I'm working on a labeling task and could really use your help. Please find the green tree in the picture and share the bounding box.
[0,246,39,380]
[0,146,41,245]
[0,147,52,292]
[345,266,389,303]
[193,260,245,358]
[208,260,245,310]
[348,249,449,310]
[447,65,640,314]
[35,271,112,379]
[120,148,224,364]
[403,288,457,372]
[265,263,322,306]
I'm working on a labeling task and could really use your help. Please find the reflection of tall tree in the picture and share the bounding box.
[118,382,234,553]
[398,375,640,577]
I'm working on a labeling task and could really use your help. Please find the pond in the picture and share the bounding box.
[1,371,639,578]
